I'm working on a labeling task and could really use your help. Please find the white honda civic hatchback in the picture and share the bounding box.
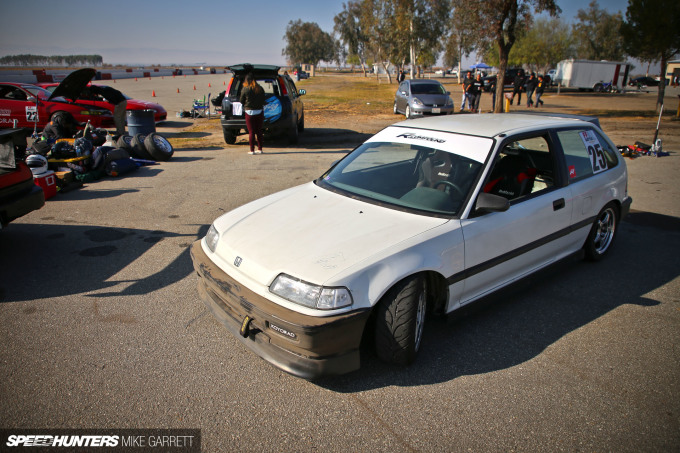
[191,113,631,379]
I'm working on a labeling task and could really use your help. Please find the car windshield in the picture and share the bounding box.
[23,86,52,100]
[230,77,280,96]
[411,83,446,95]
[317,127,492,216]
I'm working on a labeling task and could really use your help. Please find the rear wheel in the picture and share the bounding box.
[288,115,299,145]
[298,112,305,132]
[593,83,603,92]
[375,275,427,366]
[223,129,236,145]
[584,203,618,261]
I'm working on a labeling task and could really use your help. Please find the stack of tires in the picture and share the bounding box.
[116,133,174,162]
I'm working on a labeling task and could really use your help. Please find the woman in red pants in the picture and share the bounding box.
[240,73,266,154]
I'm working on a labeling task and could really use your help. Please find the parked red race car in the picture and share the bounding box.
[37,83,167,123]
[0,70,115,131]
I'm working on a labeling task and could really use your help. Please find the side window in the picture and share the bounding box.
[483,135,555,202]
[399,82,408,93]
[557,129,618,183]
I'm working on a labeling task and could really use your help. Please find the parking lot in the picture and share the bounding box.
[1,73,679,452]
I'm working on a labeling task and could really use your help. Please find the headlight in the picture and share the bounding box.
[205,224,219,253]
[445,96,453,106]
[412,97,424,106]
[270,274,352,310]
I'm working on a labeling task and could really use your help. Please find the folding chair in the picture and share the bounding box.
[191,93,211,118]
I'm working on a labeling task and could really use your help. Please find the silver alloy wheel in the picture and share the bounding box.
[593,207,616,254]
[405,105,411,119]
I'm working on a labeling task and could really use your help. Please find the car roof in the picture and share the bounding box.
[392,113,600,138]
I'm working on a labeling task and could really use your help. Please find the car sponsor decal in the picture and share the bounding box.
[568,165,576,179]
[25,106,38,122]
[579,130,607,175]
[0,109,11,116]
[367,126,493,163]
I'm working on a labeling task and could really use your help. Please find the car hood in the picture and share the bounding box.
[48,68,96,101]
[128,99,166,112]
[413,93,450,104]
[213,182,447,286]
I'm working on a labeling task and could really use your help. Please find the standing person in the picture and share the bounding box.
[461,71,473,111]
[398,70,406,83]
[510,69,525,106]
[472,73,484,112]
[534,75,546,107]
[525,72,537,107]
[240,73,266,155]
[88,84,127,135]
[488,75,497,112]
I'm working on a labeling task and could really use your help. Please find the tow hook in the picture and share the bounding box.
[240,315,252,338]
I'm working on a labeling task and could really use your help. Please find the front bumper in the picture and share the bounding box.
[409,105,455,116]
[190,241,371,379]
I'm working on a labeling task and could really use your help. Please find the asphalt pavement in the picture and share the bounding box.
[0,76,678,452]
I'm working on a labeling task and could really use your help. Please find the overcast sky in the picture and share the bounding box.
[0,0,629,66]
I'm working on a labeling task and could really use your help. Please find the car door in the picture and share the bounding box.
[0,85,33,129]
[458,132,582,304]
[395,81,409,112]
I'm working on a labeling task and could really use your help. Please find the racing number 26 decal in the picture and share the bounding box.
[25,106,38,123]
[579,130,607,175]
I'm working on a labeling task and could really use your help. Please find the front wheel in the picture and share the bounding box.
[584,203,618,261]
[374,275,427,366]
[405,105,411,119]
[393,101,399,114]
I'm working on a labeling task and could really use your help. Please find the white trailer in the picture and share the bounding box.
[555,59,631,91]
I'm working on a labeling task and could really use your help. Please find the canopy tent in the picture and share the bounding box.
[470,62,491,70]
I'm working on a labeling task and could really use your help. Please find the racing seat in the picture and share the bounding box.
[483,153,537,200]
[416,150,454,191]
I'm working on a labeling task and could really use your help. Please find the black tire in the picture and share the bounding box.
[116,134,133,152]
[393,101,399,114]
[288,115,299,145]
[584,202,619,261]
[144,133,174,161]
[593,83,603,92]
[374,275,427,366]
[130,133,153,160]
[298,111,305,132]
[223,129,236,145]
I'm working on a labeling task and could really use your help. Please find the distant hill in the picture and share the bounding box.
[0,54,103,67]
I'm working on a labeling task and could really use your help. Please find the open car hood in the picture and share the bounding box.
[228,63,280,78]
[48,68,96,101]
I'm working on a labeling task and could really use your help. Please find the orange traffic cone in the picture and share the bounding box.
[177,88,180,93]
[208,83,211,87]
[152,90,156,97]
[223,81,225,85]
[193,85,196,90]
[135,77,138,81]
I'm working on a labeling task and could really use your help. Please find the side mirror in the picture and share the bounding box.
[27,96,37,103]
[475,192,510,214]
[446,91,451,95]
[298,89,306,96]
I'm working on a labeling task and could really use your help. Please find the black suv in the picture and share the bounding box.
[482,68,524,92]
[220,64,306,145]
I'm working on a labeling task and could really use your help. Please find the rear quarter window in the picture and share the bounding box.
[557,129,619,183]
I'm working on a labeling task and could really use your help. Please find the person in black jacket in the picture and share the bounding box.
[534,75,546,107]
[88,85,127,135]
[525,73,538,107]
[239,73,266,154]
[510,69,525,106]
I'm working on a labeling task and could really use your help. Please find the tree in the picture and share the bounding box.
[334,1,371,76]
[454,0,560,113]
[572,1,625,61]
[622,0,680,113]
[444,5,478,82]
[360,0,400,83]
[393,0,450,79]
[282,20,337,67]
[501,18,573,73]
